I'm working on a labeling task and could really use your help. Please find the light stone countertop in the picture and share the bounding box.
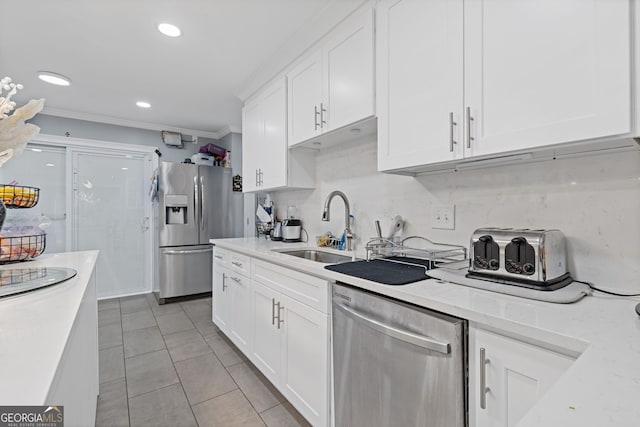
[0,251,99,405]
[211,237,640,427]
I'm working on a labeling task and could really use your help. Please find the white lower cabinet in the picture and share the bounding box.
[212,262,253,355]
[213,250,330,426]
[470,328,575,427]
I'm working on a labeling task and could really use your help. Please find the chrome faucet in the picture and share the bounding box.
[322,190,354,251]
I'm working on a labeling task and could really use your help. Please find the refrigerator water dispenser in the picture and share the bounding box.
[165,194,188,224]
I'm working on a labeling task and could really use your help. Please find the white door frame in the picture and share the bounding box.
[30,133,159,296]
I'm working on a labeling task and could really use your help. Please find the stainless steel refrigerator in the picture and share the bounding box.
[156,161,238,303]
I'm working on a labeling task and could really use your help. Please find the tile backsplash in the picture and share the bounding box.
[270,135,640,293]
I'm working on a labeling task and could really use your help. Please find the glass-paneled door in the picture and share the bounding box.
[0,145,67,253]
[72,150,152,299]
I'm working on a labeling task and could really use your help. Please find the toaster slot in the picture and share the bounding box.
[473,235,500,271]
[505,237,535,275]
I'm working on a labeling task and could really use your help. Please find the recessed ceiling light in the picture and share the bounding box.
[158,23,181,37]
[136,101,151,108]
[121,167,129,171]
[31,148,43,152]
[46,163,55,167]
[37,71,71,86]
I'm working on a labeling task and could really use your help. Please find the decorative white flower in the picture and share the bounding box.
[0,76,45,167]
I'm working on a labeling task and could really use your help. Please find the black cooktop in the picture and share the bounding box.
[324,256,434,286]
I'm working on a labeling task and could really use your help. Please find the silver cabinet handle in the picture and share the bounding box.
[259,169,263,187]
[193,175,199,225]
[335,302,450,354]
[199,175,205,231]
[214,255,224,260]
[277,302,284,329]
[449,112,457,152]
[165,248,213,255]
[314,105,320,131]
[320,102,327,128]
[222,273,227,291]
[230,276,241,283]
[466,106,474,149]
[255,169,259,187]
[271,298,276,325]
[480,347,491,409]
[231,261,243,268]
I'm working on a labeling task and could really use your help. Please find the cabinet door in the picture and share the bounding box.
[241,98,263,192]
[280,294,329,427]
[287,50,323,146]
[261,78,288,190]
[212,264,231,333]
[228,273,252,355]
[251,281,282,386]
[464,0,631,157]
[323,7,375,132]
[377,0,464,171]
[472,329,574,427]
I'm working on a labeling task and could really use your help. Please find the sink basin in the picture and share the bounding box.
[276,249,355,264]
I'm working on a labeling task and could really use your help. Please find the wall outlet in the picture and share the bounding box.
[431,205,455,230]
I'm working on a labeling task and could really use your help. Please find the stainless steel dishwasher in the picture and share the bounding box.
[332,283,467,427]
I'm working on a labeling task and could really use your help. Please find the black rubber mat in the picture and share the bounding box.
[324,257,433,285]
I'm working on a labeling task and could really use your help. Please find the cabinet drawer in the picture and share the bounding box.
[252,259,330,313]
[213,246,229,267]
[229,252,251,276]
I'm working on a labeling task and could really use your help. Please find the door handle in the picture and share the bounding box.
[231,261,243,268]
[314,105,320,131]
[214,255,224,260]
[165,248,213,255]
[320,102,327,129]
[480,347,491,410]
[199,176,205,231]
[222,273,228,291]
[466,106,474,149]
[277,302,284,329]
[271,298,276,325]
[334,302,451,354]
[229,276,241,283]
[193,176,199,225]
[449,112,457,152]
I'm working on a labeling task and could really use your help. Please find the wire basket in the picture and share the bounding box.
[316,234,341,249]
[0,185,40,208]
[365,235,467,265]
[256,222,274,239]
[0,234,46,263]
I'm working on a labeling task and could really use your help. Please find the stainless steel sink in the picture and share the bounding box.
[277,249,356,264]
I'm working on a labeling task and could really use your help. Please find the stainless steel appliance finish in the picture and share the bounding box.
[281,218,302,242]
[157,161,238,303]
[469,227,568,285]
[332,283,467,427]
[277,249,355,264]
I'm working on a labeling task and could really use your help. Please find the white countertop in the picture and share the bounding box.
[211,237,640,427]
[0,251,99,404]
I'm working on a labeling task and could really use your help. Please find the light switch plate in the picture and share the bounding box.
[431,205,455,230]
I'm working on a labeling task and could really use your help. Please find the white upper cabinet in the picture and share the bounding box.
[242,78,315,192]
[287,6,375,147]
[378,0,634,172]
[464,0,631,158]
[377,0,464,171]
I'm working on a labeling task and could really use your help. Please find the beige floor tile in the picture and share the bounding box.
[99,346,125,384]
[99,323,123,350]
[166,333,211,363]
[163,328,203,349]
[260,402,311,427]
[128,383,197,427]
[125,349,179,398]
[155,311,195,335]
[96,378,129,427]
[174,353,237,405]
[227,363,284,412]
[122,310,157,332]
[204,332,246,367]
[123,326,166,358]
[192,389,265,427]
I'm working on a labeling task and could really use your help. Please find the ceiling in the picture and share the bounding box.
[0,0,332,138]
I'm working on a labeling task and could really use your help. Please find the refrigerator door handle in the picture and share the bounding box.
[193,175,199,226]
[164,248,213,255]
[200,175,205,232]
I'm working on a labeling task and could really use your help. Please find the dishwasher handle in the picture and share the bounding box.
[334,301,451,354]
[164,248,213,255]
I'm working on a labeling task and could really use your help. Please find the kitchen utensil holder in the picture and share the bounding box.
[365,235,467,265]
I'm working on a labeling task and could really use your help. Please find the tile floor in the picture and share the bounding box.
[97,293,311,427]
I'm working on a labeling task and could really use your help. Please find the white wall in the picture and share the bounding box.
[269,135,640,293]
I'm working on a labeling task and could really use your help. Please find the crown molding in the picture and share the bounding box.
[236,0,369,102]
[41,107,240,140]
